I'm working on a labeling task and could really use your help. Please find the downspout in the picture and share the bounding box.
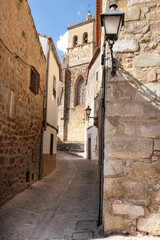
[98,34,106,226]
[39,39,51,180]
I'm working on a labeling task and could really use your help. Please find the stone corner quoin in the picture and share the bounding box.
[103,0,160,237]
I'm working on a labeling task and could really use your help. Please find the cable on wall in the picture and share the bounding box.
[0,37,44,96]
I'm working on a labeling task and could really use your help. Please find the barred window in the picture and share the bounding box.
[30,67,40,95]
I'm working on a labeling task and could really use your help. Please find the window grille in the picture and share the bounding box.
[30,66,40,95]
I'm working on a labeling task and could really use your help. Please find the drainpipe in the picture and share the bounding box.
[39,39,51,180]
[98,35,106,226]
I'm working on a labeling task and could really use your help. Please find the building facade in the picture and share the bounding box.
[84,0,160,236]
[0,0,46,206]
[39,35,62,177]
[101,0,160,236]
[85,50,102,161]
[58,12,96,144]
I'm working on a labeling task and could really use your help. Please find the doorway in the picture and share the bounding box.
[88,137,91,159]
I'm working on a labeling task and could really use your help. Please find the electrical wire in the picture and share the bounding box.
[0,37,44,96]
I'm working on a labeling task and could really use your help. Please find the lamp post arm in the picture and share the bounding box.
[89,116,98,121]
[107,40,116,76]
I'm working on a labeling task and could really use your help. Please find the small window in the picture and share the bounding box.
[53,76,56,98]
[50,134,54,155]
[83,32,88,44]
[26,171,30,182]
[30,66,40,95]
[73,35,78,46]
[96,71,98,81]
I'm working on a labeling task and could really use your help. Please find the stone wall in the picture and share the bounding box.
[0,0,46,206]
[57,17,96,143]
[57,55,67,142]
[103,0,160,236]
[64,64,88,142]
[68,20,96,67]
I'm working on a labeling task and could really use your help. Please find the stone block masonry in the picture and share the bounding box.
[64,64,88,142]
[103,0,160,236]
[0,0,46,206]
[58,15,96,143]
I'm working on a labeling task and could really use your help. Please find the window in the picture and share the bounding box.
[75,78,86,106]
[53,76,56,98]
[30,66,40,95]
[96,71,98,81]
[83,32,88,44]
[73,35,78,46]
[26,171,30,182]
[50,134,54,155]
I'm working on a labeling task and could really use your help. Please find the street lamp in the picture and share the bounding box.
[100,4,124,76]
[85,106,98,121]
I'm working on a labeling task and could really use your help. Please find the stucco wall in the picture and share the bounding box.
[85,52,102,160]
[47,44,59,128]
[39,36,61,176]
[85,126,99,161]
[0,0,46,206]
[103,0,160,236]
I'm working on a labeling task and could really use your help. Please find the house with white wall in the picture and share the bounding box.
[39,34,62,177]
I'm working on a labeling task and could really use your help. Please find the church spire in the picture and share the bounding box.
[88,4,91,13]
[86,4,92,21]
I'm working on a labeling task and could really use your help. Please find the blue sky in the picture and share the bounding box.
[28,0,96,60]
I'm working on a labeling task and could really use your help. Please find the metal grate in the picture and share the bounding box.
[30,66,40,95]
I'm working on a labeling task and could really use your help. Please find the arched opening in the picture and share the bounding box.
[73,35,78,47]
[83,32,88,44]
[75,77,86,106]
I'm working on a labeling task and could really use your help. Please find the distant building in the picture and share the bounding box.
[58,11,96,145]
[39,34,62,177]
[0,0,46,206]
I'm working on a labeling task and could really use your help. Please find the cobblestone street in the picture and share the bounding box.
[0,152,159,240]
[0,152,99,240]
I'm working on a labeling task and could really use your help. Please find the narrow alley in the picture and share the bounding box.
[0,152,159,240]
[0,152,99,240]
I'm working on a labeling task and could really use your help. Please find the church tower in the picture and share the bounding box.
[58,11,96,143]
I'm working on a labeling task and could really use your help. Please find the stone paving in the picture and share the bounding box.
[0,151,99,240]
[0,151,159,240]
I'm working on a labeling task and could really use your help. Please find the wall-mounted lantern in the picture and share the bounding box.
[85,105,98,121]
[100,4,124,76]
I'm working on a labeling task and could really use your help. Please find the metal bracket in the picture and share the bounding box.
[108,40,116,76]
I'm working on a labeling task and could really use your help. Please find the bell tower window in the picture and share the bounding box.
[83,32,88,44]
[73,35,78,47]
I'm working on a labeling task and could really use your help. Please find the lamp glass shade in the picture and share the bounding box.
[104,15,121,35]
[100,4,124,41]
